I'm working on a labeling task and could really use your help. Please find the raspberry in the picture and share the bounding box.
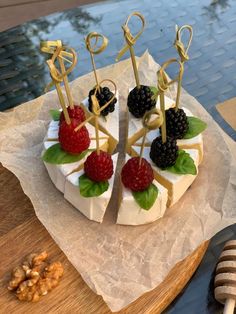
[164,108,189,139]
[59,118,90,154]
[84,150,113,182]
[88,87,117,117]
[60,105,86,124]
[150,136,178,168]
[127,85,156,118]
[121,157,154,192]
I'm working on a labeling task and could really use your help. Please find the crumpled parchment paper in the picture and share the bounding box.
[0,51,236,312]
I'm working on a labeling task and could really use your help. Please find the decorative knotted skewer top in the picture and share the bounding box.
[116,12,145,88]
[85,32,108,91]
[40,40,77,125]
[174,25,193,112]
[74,79,117,154]
[157,59,184,142]
[41,40,74,64]
[174,25,193,63]
[138,108,163,165]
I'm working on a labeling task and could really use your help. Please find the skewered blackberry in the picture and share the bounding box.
[150,136,178,169]
[88,86,117,117]
[163,108,189,139]
[127,85,156,118]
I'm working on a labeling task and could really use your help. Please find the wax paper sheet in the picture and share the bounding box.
[0,52,236,312]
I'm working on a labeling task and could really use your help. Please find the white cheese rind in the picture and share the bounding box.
[117,185,167,225]
[132,146,199,207]
[64,154,118,223]
[117,155,168,225]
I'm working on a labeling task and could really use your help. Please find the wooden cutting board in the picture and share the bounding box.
[0,164,208,314]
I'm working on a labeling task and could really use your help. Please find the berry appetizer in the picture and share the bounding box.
[116,13,176,153]
[80,33,119,153]
[117,109,168,225]
[64,152,118,223]
[118,155,168,226]
[41,42,110,193]
[129,29,207,163]
[131,60,201,207]
[64,91,118,223]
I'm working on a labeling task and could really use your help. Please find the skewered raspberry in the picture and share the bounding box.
[88,87,117,117]
[84,150,113,182]
[150,136,178,169]
[127,85,156,118]
[60,105,86,124]
[164,108,189,139]
[121,157,154,192]
[59,118,90,154]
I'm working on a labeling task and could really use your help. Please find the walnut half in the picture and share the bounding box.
[8,251,63,302]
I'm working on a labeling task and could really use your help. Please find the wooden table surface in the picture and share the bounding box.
[0,163,209,314]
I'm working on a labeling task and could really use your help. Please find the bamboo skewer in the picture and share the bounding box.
[57,51,76,109]
[159,92,166,143]
[41,40,77,124]
[139,108,163,166]
[46,58,71,125]
[174,25,193,112]
[74,79,117,140]
[85,32,108,93]
[157,59,184,143]
[116,12,145,89]
[55,82,71,125]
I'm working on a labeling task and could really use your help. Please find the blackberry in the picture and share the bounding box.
[88,86,117,117]
[127,85,156,118]
[163,108,189,139]
[150,136,178,169]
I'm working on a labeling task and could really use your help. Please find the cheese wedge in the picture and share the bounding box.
[43,122,109,193]
[131,146,199,207]
[132,107,203,163]
[65,154,118,223]
[81,92,119,153]
[126,95,174,154]
[117,155,168,225]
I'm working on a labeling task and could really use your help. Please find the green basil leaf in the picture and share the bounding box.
[165,149,197,175]
[150,86,158,100]
[49,109,61,121]
[79,174,109,197]
[132,183,158,210]
[183,116,207,139]
[42,143,88,164]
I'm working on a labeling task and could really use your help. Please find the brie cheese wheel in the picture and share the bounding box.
[132,107,203,163]
[127,95,174,153]
[131,146,199,207]
[117,155,168,226]
[65,153,118,223]
[43,122,109,193]
[81,92,119,153]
